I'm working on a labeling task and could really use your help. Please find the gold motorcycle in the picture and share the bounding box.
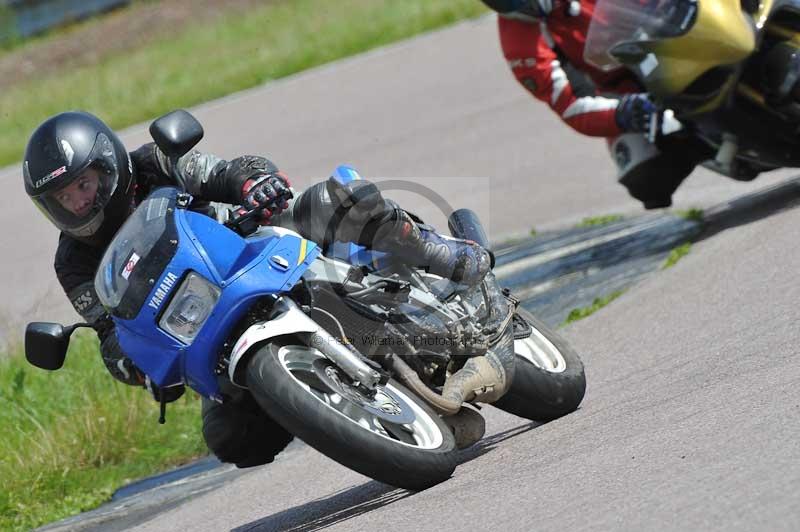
[584,0,800,181]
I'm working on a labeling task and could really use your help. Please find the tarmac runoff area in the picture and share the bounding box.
[36,174,800,532]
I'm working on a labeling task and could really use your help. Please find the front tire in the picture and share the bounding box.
[492,308,586,422]
[245,335,458,490]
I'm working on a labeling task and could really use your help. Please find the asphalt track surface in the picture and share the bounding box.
[13,15,800,532]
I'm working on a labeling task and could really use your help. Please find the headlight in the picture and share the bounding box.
[158,272,220,344]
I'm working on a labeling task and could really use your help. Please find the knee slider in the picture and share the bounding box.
[202,402,293,467]
[201,405,250,463]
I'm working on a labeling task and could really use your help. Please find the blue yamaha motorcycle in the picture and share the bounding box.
[25,110,585,490]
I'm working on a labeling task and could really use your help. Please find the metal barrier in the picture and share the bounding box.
[1,0,130,42]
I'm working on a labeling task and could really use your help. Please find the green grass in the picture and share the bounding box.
[577,214,624,228]
[674,208,704,222]
[662,242,692,269]
[0,0,487,168]
[0,6,16,47]
[0,333,206,531]
[563,290,625,326]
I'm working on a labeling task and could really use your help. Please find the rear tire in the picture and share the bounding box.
[245,335,458,490]
[492,308,586,422]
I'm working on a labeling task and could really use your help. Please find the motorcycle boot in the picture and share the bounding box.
[369,209,492,286]
[325,177,491,285]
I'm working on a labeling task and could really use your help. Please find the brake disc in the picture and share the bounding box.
[311,359,417,425]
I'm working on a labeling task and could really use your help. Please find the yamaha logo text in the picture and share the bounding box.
[148,272,179,310]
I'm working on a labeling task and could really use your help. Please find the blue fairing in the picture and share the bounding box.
[108,190,319,400]
[102,162,392,400]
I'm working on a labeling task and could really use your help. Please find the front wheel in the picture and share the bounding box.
[245,335,458,491]
[492,308,586,422]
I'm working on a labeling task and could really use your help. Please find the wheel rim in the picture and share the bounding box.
[514,326,567,373]
[276,345,445,449]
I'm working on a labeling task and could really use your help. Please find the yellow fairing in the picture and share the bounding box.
[647,0,755,96]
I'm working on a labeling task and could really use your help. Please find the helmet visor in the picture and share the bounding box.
[34,133,121,237]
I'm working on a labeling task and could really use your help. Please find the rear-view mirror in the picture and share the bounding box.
[25,322,76,370]
[149,109,204,159]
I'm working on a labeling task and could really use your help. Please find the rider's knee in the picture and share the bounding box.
[201,396,293,468]
[609,133,696,209]
[292,179,394,246]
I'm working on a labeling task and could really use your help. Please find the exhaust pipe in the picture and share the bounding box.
[389,323,516,415]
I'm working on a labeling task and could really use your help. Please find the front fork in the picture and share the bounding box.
[227,297,384,390]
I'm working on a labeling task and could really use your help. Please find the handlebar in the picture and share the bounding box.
[223,189,294,236]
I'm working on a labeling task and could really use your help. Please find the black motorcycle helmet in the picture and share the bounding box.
[23,111,134,243]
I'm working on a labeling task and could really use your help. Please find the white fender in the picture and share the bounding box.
[227,297,382,389]
[227,299,321,386]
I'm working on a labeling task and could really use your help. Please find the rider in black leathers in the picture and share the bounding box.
[23,110,491,467]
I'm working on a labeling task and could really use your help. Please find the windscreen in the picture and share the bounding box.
[584,0,698,71]
[95,187,180,320]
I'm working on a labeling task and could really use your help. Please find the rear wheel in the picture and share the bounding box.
[245,335,458,490]
[492,308,586,422]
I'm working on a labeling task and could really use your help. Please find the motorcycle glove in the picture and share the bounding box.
[615,93,659,134]
[616,93,684,138]
[100,330,147,386]
[239,172,293,224]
